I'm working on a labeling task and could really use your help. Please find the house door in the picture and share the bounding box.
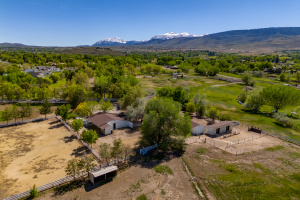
[216,128,220,134]
[113,123,116,129]
[226,126,230,131]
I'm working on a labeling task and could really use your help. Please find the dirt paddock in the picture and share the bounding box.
[0,118,90,199]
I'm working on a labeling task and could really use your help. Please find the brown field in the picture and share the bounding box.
[36,157,198,200]
[0,118,90,199]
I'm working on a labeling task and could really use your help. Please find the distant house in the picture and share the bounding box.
[206,121,235,136]
[28,71,44,78]
[191,120,205,135]
[23,68,34,73]
[87,112,133,135]
[170,66,179,69]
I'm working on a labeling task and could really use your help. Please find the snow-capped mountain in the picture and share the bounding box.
[93,37,127,46]
[151,32,203,40]
[92,32,204,46]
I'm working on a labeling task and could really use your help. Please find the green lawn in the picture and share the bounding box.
[49,78,66,90]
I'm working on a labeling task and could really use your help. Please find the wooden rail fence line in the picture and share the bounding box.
[0,115,56,128]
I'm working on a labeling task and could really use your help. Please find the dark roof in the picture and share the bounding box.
[87,112,124,130]
[28,71,42,77]
[207,121,234,128]
[191,120,201,128]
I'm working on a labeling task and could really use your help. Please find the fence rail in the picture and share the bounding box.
[0,115,56,128]
[56,116,102,161]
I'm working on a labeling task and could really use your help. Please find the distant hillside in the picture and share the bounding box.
[0,43,28,47]
[58,47,124,56]
[139,27,300,50]
[90,27,300,52]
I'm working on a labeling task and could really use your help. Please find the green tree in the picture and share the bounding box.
[71,119,84,133]
[49,74,60,83]
[99,143,112,165]
[242,72,255,86]
[20,104,33,121]
[121,86,145,109]
[39,99,52,119]
[243,90,265,113]
[99,100,113,113]
[10,105,20,123]
[74,101,98,117]
[64,85,87,109]
[80,155,96,172]
[1,107,12,124]
[94,75,109,98]
[111,138,125,161]
[295,72,300,82]
[263,85,300,112]
[125,98,145,121]
[192,92,207,117]
[65,158,84,180]
[207,107,218,124]
[55,104,71,120]
[185,102,196,113]
[141,98,191,150]
[173,86,187,104]
[81,129,98,148]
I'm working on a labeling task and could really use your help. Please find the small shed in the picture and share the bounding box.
[206,121,235,136]
[191,121,205,135]
[88,165,118,185]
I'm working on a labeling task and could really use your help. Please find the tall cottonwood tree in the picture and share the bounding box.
[141,97,191,150]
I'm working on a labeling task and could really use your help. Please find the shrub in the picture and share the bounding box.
[218,113,232,121]
[265,145,284,151]
[154,165,174,175]
[136,194,148,200]
[196,147,207,154]
[242,72,255,86]
[29,184,38,198]
[273,113,293,127]
[238,92,247,103]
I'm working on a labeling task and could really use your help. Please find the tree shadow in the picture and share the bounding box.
[62,135,76,143]
[48,123,64,129]
[49,120,60,125]
[71,146,88,157]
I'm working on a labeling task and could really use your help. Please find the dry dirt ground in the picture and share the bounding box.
[36,157,199,200]
[0,118,90,199]
[187,124,283,154]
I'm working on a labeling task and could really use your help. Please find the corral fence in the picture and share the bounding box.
[0,115,56,128]
[140,144,158,155]
[56,116,102,161]
[262,130,300,146]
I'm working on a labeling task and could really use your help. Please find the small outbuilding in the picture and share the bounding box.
[191,120,205,135]
[88,165,118,185]
[206,121,235,136]
[87,112,133,135]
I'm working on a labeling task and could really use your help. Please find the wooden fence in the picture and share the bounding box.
[0,115,56,128]
[56,116,102,161]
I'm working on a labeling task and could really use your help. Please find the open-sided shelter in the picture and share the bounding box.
[88,165,118,185]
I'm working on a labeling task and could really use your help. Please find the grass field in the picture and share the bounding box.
[183,142,300,200]
[139,74,300,142]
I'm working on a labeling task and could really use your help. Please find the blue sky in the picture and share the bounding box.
[1,0,300,46]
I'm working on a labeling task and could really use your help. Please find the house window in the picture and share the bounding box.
[216,128,220,134]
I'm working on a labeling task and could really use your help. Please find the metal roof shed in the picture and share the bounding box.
[88,166,118,185]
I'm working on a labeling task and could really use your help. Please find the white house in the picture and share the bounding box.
[206,121,235,136]
[87,112,133,135]
[191,120,205,135]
